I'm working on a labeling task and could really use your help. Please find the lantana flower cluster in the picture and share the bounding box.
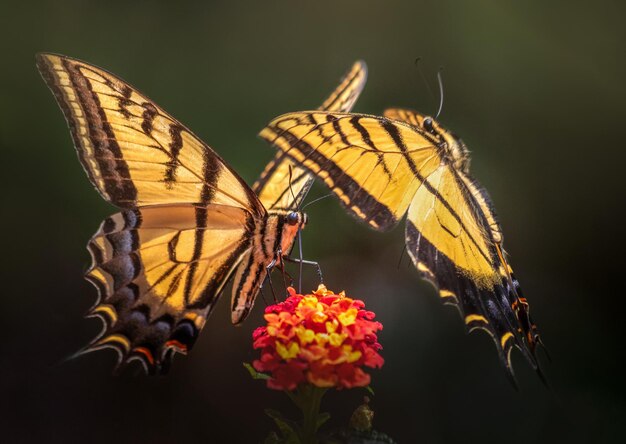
[252,285,384,390]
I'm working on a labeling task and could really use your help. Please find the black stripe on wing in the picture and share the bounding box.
[36,54,138,205]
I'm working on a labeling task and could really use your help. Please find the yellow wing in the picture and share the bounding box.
[253,61,368,211]
[36,53,263,216]
[85,204,253,372]
[261,110,542,381]
[404,165,537,375]
[260,112,440,230]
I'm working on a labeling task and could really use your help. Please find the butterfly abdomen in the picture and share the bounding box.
[230,217,272,324]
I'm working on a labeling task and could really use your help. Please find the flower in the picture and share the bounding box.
[252,285,384,390]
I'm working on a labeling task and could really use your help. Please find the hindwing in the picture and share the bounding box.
[85,204,253,372]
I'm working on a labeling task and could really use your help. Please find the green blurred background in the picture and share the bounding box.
[1,0,625,442]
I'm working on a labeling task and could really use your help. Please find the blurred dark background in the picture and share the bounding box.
[1,0,625,442]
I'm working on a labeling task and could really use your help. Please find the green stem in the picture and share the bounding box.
[288,384,327,444]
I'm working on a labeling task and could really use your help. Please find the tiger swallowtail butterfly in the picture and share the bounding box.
[37,53,367,373]
[261,106,544,384]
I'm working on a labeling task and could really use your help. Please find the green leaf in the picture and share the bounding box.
[265,409,300,443]
[243,362,270,380]
[317,412,331,428]
[365,386,375,396]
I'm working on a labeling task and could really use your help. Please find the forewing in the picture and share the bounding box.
[260,112,440,230]
[85,204,253,372]
[37,53,263,215]
[254,61,368,211]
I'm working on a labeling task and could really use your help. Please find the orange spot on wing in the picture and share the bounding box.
[165,340,188,353]
[133,347,155,365]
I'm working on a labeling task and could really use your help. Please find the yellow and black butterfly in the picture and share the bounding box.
[37,53,367,373]
[261,107,544,381]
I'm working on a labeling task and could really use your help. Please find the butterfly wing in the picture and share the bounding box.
[253,61,368,211]
[385,108,542,362]
[36,53,264,216]
[405,165,538,378]
[260,112,440,230]
[86,204,253,372]
[261,111,540,379]
[38,53,265,371]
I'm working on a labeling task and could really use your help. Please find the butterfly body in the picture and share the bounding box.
[230,210,306,323]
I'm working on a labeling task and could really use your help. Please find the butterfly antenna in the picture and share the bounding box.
[414,57,438,109]
[301,193,334,211]
[435,67,445,119]
[297,229,304,293]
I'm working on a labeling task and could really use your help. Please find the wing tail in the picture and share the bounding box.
[406,219,539,382]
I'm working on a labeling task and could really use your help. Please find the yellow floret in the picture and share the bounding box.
[329,332,347,347]
[338,308,358,326]
[344,345,362,363]
[276,341,300,360]
[325,319,339,333]
[311,310,328,323]
[296,326,315,344]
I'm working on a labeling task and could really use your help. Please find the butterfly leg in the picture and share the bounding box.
[264,257,279,303]
[258,285,269,307]
[282,256,324,284]
[275,262,295,288]
[276,249,290,294]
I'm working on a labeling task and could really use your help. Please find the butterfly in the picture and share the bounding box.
[261,107,544,382]
[37,53,367,373]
